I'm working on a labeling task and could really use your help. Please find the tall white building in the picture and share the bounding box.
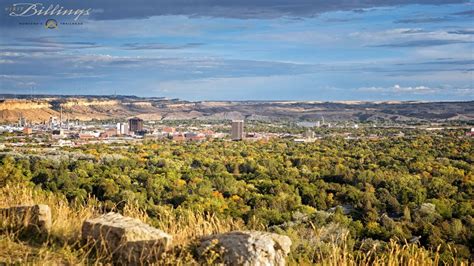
[49,116,59,129]
[231,120,244,140]
[116,122,129,135]
[303,129,315,139]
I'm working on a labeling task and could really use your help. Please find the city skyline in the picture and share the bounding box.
[0,0,473,101]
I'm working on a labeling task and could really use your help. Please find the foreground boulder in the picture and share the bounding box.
[199,231,292,266]
[82,212,172,264]
[0,204,51,236]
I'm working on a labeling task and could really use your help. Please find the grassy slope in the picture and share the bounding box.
[0,184,470,265]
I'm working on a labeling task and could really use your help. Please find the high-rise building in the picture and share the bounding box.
[122,123,129,135]
[129,117,144,133]
[303,129,315,139]
[116,122,128,135]
[231,120,244,140]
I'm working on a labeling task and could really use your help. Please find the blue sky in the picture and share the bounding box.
[0,0,473,101]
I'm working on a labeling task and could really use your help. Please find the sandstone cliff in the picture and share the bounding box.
[0,96,473,123]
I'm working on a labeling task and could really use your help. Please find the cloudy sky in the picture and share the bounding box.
[0,0,473,101]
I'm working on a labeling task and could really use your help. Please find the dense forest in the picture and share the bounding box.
[0,128,473,263]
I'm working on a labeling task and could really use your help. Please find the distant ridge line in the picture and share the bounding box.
[0,94,472,104]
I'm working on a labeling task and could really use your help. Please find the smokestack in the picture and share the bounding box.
[60,106,63,128]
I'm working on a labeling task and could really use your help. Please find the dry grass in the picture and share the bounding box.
[150,205,245,246]
[288,230,471,266]
[313,239,441,266]
[0,184,246,264]
[0,183,100,264]
[0,183,101,242]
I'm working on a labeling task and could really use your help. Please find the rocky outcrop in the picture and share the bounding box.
[82,212,172,264]
[59,99,121,108]
[0,204,51,236]
[198,231,292,266]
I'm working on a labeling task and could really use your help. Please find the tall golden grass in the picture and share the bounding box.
[0,184,246,264]
[0,184,471,265]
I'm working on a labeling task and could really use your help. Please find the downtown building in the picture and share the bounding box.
[231,120,244,141]
[128,117,144,134]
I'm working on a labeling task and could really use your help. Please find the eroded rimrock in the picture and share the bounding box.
[199,231,292,266]
[0,204,51,235]
[82,212,172,264]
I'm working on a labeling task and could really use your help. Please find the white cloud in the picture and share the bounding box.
[358,84,473,96]
[349,28,472,46]
[392,84,433,92]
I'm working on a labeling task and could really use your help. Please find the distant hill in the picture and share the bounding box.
[0,95,473,123]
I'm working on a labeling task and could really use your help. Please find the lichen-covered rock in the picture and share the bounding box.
[0,204,51,235]
[82,212,172,264]
[199,231,292,266]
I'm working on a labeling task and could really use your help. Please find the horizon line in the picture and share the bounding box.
[1,93,473,104]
